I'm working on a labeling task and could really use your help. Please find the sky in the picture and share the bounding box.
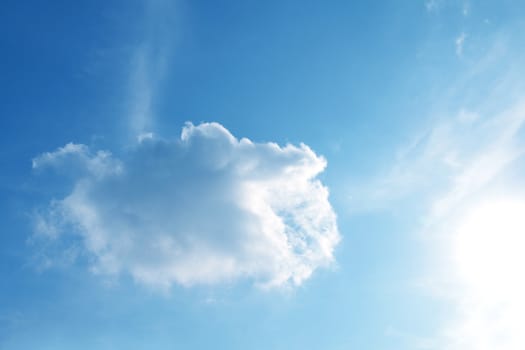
[2,0,525,349]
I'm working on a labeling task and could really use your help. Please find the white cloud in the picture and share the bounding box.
[32,143,123,179]
[33,122,340,290]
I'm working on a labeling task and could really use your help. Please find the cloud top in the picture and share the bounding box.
[33,122,340,290]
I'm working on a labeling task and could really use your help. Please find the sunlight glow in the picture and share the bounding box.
[455,198,525,297]
[451,197,525,350]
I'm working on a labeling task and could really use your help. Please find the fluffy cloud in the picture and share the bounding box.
[33,122,340,289]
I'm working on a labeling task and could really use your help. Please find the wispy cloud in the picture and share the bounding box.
[430,101,525,219]
[128,45,156,136]
[425,0,470,16]
[33,123,340,291]
[347,31,525,215]
[126,0,177,136]
[347,100,525,215]
[425,0,440,12]
[462,1,470,16]
[455,32,467,57]
[348,25,525,349]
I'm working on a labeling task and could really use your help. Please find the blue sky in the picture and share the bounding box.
[2,1,525,349]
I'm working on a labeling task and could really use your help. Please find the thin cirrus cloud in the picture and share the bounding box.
[32,122,340,290]
[347,29,525,217]
[127,0,177,136]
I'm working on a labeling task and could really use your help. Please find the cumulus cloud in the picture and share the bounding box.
[33,122,340,290]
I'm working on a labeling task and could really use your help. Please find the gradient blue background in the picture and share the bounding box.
[2,1,525,349]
